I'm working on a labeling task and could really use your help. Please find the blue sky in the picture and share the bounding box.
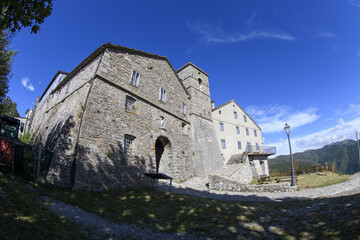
[8,0,360,155]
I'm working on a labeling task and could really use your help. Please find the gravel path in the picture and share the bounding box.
[39,173,360,239]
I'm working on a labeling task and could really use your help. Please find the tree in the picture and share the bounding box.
[0,0,53,34]
[0,30,16,106]
[0,96,20,117]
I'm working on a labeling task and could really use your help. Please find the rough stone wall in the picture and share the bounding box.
[208,175,296,192]
[29,56,102,186]
[214,157,253,184]
[73,49,193,189]
[97,49,189,118]
[189,115,224,178]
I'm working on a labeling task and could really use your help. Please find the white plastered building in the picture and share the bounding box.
[212,100,275,178]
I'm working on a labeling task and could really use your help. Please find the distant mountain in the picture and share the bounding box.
[269,139,360,174]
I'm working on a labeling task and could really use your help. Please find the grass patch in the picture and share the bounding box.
[37,175,360,239]
[0,172,90,240]
[2,171,359,239]
[296,173,349,190]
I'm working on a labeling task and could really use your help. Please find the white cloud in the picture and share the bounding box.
[336,103,360,116]
[187,22,295,44]
[21,77,35,91]
[246,105,320,134]
[349,0,360,7]
[318,31,337,38]
[269,117,360,156]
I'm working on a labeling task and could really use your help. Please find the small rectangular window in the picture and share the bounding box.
[243,115,247,122]
[125,96,136,112]
[221,139,226,149]
[220,122,224,131]
[236,126,240,134]
[182,102,186,114]
[247,142,251,152]
[234,111,238,119]
[256,143,259,151]
[238,141,242,150]
[182,150,188,157]
[124,135,136,154]
[254,130,257,137]
[198,79,203,91]
[182,122,188,135]
[130,70,139,86]
[246,128,249,136]
[159,88,166,102]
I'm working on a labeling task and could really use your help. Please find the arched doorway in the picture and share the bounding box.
[155,136,171,173]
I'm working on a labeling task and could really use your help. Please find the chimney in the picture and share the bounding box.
[211,100,215,110]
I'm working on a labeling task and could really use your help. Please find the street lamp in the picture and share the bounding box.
[284,123,296,187]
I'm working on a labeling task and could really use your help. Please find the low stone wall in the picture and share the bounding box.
[208,175,297,192]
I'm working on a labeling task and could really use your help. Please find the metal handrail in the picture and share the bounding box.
[245,145,276,154]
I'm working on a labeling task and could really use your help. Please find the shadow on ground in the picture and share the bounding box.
[38,177,360,239]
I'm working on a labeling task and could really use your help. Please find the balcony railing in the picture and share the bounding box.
[246,145,276,155]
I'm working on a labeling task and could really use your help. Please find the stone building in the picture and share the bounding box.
[29,43,223,189]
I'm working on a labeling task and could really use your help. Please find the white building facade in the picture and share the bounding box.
[212,100,275,178]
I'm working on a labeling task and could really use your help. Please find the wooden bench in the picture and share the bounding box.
[258,175,271,184]
[143,172,173,192]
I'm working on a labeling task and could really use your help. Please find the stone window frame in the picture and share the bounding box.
[125,95,136,112]
[124,134,136,155]
[182,102,186,115]
[130,70,140,87]
[182,122,188,135]
[160,116,165,128]
[219,122,224,131]
[182,150,188,157]
[237,141,242,150]
[198,78,203,91]
[243,115,247,123]
[159,87,166,102]
[233,111,238,119]
[246,128,249,136]
[221,139,226,149]
[236,126,240,134]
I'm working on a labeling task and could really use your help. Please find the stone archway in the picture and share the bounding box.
[155,136,171,174]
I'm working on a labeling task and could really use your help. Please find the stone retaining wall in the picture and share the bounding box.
[209,175,297,192]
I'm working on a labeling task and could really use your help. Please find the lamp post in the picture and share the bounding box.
[284,123,296,187]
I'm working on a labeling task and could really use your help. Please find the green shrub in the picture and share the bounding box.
[19,132,31,144]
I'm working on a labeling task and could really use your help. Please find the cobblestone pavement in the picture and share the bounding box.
[156,172,360,202]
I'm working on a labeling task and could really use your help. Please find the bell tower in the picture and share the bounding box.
[177,63,223,178]
[177,63,212,120]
